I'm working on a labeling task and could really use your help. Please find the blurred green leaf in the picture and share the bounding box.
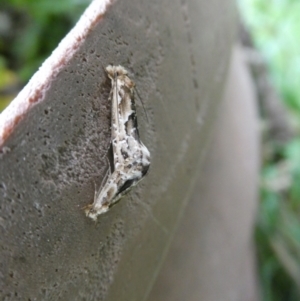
[239,0,300,300]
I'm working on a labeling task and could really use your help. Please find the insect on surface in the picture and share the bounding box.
[85,65,151,221]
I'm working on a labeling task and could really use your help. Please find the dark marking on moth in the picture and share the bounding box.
[118,179,136,195]
[121,149,129,160]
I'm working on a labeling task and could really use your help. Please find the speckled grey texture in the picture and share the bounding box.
[0,0,235,300]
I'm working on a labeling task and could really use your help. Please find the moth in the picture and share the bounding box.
[85,65,151,221]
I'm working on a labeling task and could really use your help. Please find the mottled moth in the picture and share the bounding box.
[85,65,151,220]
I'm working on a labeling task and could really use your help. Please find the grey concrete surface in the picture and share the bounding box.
[147,45,260,301]
[0,0,235,300]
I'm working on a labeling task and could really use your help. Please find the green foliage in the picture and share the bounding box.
[2,0,89,80]
[0,55,18,111]
[239,0,300,118]
[239,1,300,300]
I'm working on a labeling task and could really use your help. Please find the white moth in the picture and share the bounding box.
[85,65,151,220]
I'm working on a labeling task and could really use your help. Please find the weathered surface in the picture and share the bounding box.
[147,45,260,301]
[0,0,236,300]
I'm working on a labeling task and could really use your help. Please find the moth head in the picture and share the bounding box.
[106,65,128,80]
[106,65,135,90]
[84,204,109,221]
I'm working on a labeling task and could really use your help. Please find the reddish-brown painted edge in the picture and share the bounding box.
[0,0,114,148]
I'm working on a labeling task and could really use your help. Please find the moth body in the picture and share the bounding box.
[85,65,150,221]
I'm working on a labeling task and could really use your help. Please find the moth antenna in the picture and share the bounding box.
[93,180,97,201]
[94,162,111,199]
[134,87,149,123]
